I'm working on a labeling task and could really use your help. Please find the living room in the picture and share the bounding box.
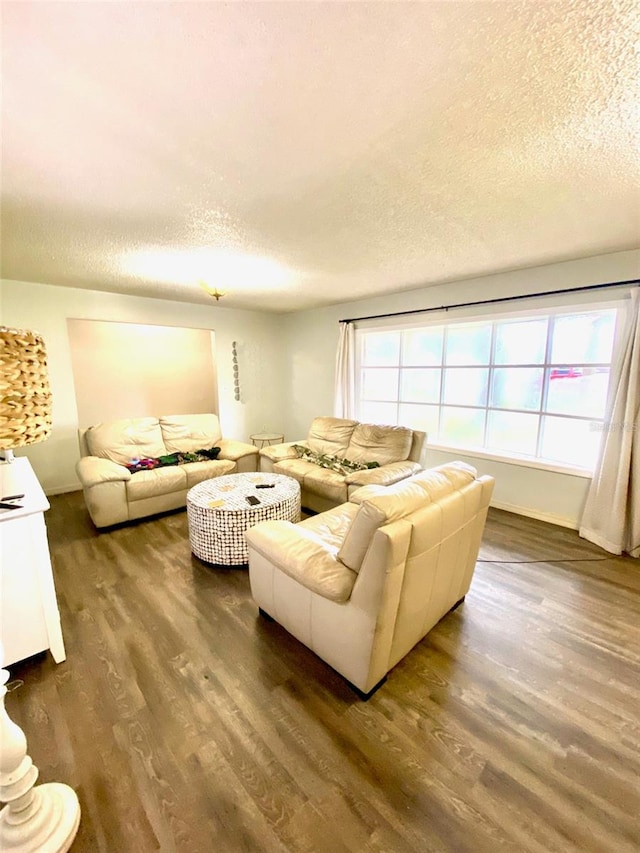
[3,248,639,526]
[1,2,639,852]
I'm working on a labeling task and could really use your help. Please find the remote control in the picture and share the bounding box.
[255,484,275,489]
[1,494,24,501]
[246,495,260,506]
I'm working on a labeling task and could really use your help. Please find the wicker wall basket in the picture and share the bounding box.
[0,326,53,451]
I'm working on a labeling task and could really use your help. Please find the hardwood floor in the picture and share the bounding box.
[5,492,640,852]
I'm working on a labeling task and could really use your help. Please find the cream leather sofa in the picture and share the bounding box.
[259,416,426,513]
[246,462,495,697]
[76,413,258,528]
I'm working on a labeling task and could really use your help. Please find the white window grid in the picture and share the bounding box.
[355,302,625,469]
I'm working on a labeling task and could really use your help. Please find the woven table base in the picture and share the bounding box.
[187,473,301,565]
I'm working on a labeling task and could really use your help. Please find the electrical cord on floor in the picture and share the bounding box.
[478,557,608,563]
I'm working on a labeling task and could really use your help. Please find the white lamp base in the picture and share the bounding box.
[0,783,81,853]
[1,449,15,464]
[0,665,80,853]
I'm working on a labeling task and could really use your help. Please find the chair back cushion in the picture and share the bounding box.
[307,417,358,456]
[337,462,478,572]
[86,417,166,466]
[405,461,477,499]
[345,423,413,466]
[160,413,222,453]
[337,501,387,571]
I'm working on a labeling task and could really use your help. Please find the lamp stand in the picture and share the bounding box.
[0,669,80,852]
[2,450,16,464]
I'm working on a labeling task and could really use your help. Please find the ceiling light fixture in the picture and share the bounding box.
[199,282,225,301]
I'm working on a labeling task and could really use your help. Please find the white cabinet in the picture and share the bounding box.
[0,458,66,667]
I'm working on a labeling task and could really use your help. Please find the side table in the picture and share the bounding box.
[250,432,284,449]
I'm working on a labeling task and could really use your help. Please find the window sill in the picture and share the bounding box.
[425,442,594,479]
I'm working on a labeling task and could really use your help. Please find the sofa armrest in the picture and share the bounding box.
[76,456,131,488]
[217,438,259,472]
[259,441,304,473]
[345,460,422,488]
[246,520,357,603]
[259,441,304,463]
[216,438,258,461]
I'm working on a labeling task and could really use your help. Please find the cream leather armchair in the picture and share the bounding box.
[246,462,494,698]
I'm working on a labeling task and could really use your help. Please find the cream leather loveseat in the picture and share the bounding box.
[259,416,426,513]
[76,413,258,528]
[246,462,495,697]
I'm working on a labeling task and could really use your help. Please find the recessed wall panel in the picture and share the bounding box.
[67,319,217,426]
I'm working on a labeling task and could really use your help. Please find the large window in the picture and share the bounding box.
[356,304,622,470]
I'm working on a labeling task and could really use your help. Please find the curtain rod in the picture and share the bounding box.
[339,277,640,324]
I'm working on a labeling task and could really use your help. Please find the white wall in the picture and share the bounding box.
[67,320,219,426]
[281,249,640,528]
[1,280,287,494]
[3,248,639,527]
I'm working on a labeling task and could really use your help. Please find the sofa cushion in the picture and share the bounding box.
[183,458,236,488]
[293,445,379,476]
[86,417,167,466]
[159,414,222,453]
[348,484,389,504]
[363,462,477,522]
[282,547,357,603]
[302,467,349,505]
[337,462,478,572]
[260,442,302,464]
[246,521,357,603]
[273,458,319,484]
[345,423,413,467]
[298,502,359,550]
[126,466,187,501]
[407,461,477,500]
[337,500,387,571]
[306,417,358,456]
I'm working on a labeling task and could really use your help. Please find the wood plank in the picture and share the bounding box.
[5,494,639,852]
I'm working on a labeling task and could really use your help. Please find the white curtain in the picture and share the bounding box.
[580,289,640,557]
[334,321,356,418]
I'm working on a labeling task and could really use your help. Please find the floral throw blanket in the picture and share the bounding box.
[292,444,379,476]
[126,447,221,473]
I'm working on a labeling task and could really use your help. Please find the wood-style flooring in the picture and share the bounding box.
[5,492,640,852]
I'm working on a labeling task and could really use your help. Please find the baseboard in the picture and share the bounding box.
[490,500,578,530]
[45,483,81,497]
[43,489,580,530]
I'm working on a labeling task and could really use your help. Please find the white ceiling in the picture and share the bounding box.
[2,1,639,313]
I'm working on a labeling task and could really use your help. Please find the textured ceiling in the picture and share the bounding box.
[2,1,639,313]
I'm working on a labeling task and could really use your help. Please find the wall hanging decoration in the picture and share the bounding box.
[232,341,240,401]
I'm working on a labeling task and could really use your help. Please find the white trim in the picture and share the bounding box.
[426,442,594,478]
[575,527,623,555]
[45,483,81,496]
[490,499,578,530]
[356,297,628,472]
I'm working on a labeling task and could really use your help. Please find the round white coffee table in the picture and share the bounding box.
[187,472,301,565]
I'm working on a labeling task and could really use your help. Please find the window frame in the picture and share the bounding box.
[354,295,629,476]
